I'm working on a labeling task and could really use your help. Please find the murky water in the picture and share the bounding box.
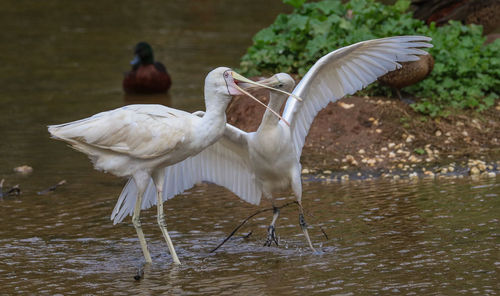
[1,178,499,295]
[1,1,499,295]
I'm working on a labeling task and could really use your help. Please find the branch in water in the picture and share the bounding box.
[210,201,298,253]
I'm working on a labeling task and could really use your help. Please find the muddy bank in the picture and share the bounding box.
[226,89,500,180]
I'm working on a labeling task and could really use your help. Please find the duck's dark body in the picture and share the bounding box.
[123,42,171,94]
[123,63,171,94]
[378,54,434,89]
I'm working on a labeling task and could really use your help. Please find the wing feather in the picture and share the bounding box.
[48,105,190,159]
[110,126,262,224]
[281,36,432,156]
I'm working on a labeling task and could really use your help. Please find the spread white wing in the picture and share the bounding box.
[111,124,262,224]
[281,36,432,156]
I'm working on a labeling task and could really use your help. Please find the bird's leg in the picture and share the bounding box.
[298,201,317,252]
[132,177,152,263]
[153,170,181,265]
[264,204,280,247]
[156,192,181,265]
[396,89,403,100]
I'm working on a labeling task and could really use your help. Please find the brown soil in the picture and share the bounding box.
[226,89,500,173]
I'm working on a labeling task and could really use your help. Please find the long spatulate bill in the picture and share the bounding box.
[231,71,303,102]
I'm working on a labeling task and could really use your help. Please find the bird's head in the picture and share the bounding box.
[131,42,155,66]
[204,67,240,100]
[272,73,296,93]
[205,67,300,125]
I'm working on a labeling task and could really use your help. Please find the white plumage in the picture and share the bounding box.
[48,67,265,264]
[114,36,433,250]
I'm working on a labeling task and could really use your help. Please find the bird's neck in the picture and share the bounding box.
[258,94,287,131]
[198,92,228,141]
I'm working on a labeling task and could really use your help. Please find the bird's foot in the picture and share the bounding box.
[264,225,279,247]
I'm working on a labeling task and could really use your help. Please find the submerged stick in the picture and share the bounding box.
[302,208,329,240]
[7,185,20,196]
[37,180,66,195]
[0,179,4,200]
[134,265,145,281]
[0,180,21,198]
[210,201,298,253]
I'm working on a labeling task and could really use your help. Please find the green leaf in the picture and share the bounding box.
[283,0,306,9]
[288,14,309,31]
[414,148,425,155]
[394,0,410,12]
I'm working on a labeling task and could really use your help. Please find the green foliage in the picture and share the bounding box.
[414,148,426,155]
[239,0,500,117]
[283,0,306,8]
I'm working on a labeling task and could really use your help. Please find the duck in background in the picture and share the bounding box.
[378,54,434,102]
[123,42,172,94]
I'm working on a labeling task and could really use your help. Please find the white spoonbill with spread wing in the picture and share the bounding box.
[48,67,280,264]
[113,36,432,251]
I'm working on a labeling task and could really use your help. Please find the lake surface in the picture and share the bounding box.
[0,1,499,295]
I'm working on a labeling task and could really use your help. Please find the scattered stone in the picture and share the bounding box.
[358,149,365,154]
[301,168,310,174]
[424,171,435,178]
[388,143,396,149]
[323,170,332,175]
[344,155,358,166]
[366,158,377,166]
[470,167,480,175]
[14,165,33,175]
[435,130,442,137]
[339,102,355,109]
[375,129,382,134]
[408,155,420,163]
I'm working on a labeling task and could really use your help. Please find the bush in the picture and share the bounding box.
[239,0,500,117]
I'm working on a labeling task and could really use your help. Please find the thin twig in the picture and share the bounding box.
[320,228,329,240]
[210,201,298,253]
[7,185,20,196]
[0,179,4,200]
[299,205,329,240]
[37,180,66,195]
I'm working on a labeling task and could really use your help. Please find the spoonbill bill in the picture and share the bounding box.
[113,36,433,251]
[48,67,280,264]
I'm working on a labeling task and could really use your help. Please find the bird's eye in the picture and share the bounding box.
[224,72,229,78]
[278,83,284,88]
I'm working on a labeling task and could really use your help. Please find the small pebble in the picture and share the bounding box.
[14,165,33,175]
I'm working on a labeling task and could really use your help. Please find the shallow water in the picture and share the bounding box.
[1,178,499,295]
[1,1,499,295]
